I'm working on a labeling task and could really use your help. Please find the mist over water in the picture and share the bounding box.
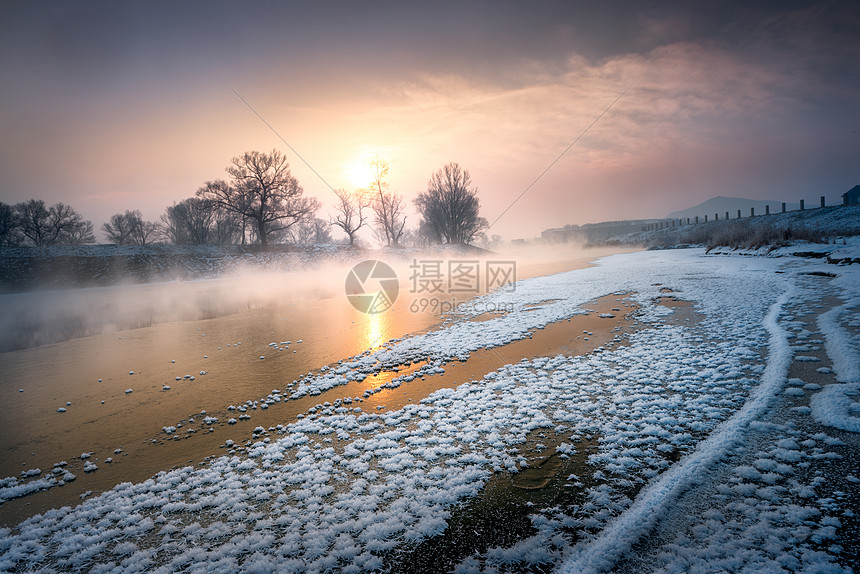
[0,262,348,352]
[0,243,614,353]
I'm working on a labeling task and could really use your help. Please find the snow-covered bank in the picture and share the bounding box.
[1,246,859,573]
[808,293,860,434]
[600,204,860,251]
[0,243,353,291]
[0,243,491,292]
[706,235,860,266]
[558,287,797,573]
[604,267,860,574]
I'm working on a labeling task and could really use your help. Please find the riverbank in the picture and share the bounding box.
[0,245,634,525]
[2,245,858,573]
[591,203,860,251]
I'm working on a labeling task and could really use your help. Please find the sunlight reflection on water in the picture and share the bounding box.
[362,311,388,351]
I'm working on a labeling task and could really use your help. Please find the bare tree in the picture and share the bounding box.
[330,188,368,246]
[312,218,332,244]
[415,162,488,245]
[415,219,441,247]
[64,218,96,245]
[182,198,215,244]
[13,200,95,246]
[161,197,219,245]
[15,200,51,246]
[288,217,315,245]
[196,180,248,244]
[0,203,19,246]
[132,220,161,246]
[103,210,146,245]
[367,156,406,247]
[160,203,188,245]
[48,203,85,245]
[211,209,241,245]
[288,217,333,245]
[198,150,320,246]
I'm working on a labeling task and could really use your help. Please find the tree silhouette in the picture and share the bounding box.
[15,200,52,246]
[63,217,96,245]
[289,217,332,245]
[368,156,406,247]
[330,189,368,246]
[103,211,138,245]
[13,200,95,246]
[415,162,487,245]
[103,210,158,245]
[161,197,241,245]
[199,150,319,246]
[0,202,20,246]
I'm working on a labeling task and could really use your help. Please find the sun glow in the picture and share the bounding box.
[343,157,374,191]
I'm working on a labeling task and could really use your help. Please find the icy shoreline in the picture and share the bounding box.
[1,246,859,573]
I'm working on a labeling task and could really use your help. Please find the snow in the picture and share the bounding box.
[807,271,860,434]
[1,245,859,572]
[559,284,796,573]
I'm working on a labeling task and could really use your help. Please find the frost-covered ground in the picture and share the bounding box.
[1,246,858,573]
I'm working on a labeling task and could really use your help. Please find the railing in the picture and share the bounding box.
[662,195,847,229]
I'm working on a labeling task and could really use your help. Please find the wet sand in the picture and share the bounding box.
[0,245,637,526]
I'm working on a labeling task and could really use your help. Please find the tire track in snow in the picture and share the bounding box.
[557,284,794,574]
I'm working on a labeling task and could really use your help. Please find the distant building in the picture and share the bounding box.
[844,185,860,205]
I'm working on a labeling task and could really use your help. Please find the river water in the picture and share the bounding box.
[0,245,634,525]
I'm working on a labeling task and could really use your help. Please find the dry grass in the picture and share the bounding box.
[703,223,824,251]
[645,220,858,251]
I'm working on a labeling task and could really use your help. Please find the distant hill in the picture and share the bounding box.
[667,196,800,220]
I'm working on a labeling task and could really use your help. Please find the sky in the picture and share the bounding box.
[1,0,858,241]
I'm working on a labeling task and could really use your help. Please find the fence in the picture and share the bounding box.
[642,196,840,230]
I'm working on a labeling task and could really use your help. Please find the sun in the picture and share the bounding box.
[343,157,374,190]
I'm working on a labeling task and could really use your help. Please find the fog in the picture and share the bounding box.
[0,243,622,353]
[0,261,350,352]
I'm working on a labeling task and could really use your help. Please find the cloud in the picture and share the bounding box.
[342,39,802,174]
[324,22,856,232]
[2,1,857,238]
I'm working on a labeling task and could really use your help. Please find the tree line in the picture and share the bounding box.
[0,200,95,246]
[1,150,488,248]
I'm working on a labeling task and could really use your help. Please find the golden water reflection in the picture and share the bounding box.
[361,311,387,352]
